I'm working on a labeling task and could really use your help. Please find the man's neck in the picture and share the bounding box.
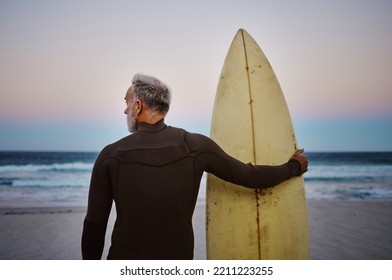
[138,110,165,125]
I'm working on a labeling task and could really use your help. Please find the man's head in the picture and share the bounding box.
[124,73,171,132]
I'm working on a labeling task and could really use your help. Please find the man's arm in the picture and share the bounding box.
[81,151,114,259]
[81,219,109,259]
[186,132,308,189]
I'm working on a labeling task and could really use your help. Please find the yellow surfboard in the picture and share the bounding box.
[206,29,309,259]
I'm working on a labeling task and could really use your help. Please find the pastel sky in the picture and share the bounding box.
[0,0,391,151]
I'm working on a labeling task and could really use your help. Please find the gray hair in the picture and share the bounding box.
[131,73,171,115]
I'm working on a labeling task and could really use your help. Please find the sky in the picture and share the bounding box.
[0,0,391,152]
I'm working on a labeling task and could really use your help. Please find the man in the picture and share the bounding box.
[82,73,308,260]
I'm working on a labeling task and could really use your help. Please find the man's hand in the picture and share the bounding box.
[290,149,308,175]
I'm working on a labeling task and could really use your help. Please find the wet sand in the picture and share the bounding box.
[0,201,391,260]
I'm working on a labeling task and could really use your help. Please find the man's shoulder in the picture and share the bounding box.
[97,134,132,158]
[180,129,220,153]
[167,125,209,141]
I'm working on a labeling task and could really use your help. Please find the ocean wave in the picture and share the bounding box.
[0,162,93,173]
[10,179,89,188]
[306,164,392,180]
[307,152,392,165]
[0,185,89,206]
[0,173,91,188]
[305,184,392,201]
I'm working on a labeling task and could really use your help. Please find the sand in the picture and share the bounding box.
[0,200,391,260]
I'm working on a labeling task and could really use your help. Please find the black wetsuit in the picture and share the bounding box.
[82,120,301,260]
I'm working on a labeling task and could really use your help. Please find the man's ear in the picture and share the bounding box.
[134,99,143,115]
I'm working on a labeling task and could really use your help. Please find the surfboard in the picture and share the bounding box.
[206,29,309,259]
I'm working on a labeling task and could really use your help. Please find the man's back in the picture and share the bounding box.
[106,121,198,259]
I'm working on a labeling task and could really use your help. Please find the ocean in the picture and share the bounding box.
[0,151,391,208]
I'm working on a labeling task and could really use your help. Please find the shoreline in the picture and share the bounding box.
[1,200,392,260]
[0,207,87,215]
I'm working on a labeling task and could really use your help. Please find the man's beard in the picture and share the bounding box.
[126,114,137,133]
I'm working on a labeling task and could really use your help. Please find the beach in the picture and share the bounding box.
[0,200,391,260]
